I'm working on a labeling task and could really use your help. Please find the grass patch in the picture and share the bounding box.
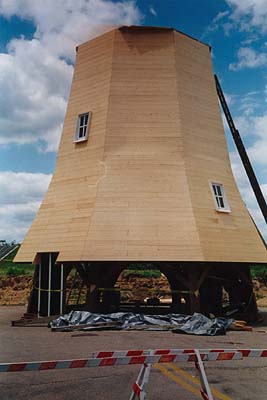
[128,263,155,270]
[0,262,34,276]
[250,265,267,284]
[0,246,34,276]
[122,269,161,279]
[125,264,162,278]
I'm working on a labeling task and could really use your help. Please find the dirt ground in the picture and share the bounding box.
[1,273,267,307]
[0,275,32,305]
[1,306,267,400]
[0,273,172,306]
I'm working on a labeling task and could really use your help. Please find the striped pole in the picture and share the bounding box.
[195,349,214,400]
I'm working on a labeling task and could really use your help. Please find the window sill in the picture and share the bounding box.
[74,137,88,143]
[215,208,231,213]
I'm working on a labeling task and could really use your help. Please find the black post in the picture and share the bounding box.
[215,74,267,224]
[27,252,61,316]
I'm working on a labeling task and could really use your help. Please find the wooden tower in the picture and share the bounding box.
[15,26,266,318]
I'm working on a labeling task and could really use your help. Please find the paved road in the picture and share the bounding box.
[1,307,267,399]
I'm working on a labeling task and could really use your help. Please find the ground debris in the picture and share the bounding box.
[229,320,253,331]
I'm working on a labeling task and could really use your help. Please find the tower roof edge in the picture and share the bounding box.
[120,25,210,50]
[76,25,211,53]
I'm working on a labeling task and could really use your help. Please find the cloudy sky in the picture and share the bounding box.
[0,0,266,242]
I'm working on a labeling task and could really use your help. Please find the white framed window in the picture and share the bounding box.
[210,182,231,212]
[74,112,91,142]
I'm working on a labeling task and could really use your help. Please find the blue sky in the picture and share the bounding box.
[0,0,266,242]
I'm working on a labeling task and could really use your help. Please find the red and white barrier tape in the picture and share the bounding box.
[209,349,267,358]
[0,351,244,373]
[93,348,267,359]
[1,349,267,373]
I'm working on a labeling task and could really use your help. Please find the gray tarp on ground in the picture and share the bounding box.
[50,311,233,336]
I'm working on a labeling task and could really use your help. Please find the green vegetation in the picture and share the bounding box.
[255,292,264,300]
[0,246,34,276]
[0,261,34,276]
[1,248,265,280]
[122,269,161,279]
[120,263,161,278]
[250,265,267,284]
[128,263,155,270]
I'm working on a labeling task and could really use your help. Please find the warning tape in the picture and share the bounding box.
[203,349,267,358]
[34,287,195,294]
[0,351,243,373]
[34,287,63,293]
[98,288,195,295]
[1,348,267,373]
[92,348,267,359]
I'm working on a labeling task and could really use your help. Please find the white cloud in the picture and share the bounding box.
[229,47,267,70]
[222,22,234,36]
[0,39,72,152]
[250,114,267,139]
[223,88,267,239]
[149,6,157,16]
[249,139,267,164]
[248,114,267,166]
[224,92,237,106]
[235,91,262,116]
[234,116,252,134]
[0,171,51,242]
[241,34,260,45]
[202,10,229,38]
[226,0,267,32]
[0,0,142,152]
[0,1,142,241]
[213,10,230,24]
[203,3,267,37]
[0,1,142,60]
[230,151,267,240]
[233,112,267,165]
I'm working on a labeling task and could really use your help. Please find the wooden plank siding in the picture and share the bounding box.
[81,28,202,261]
[15,30,115,262]
[174,31,266,262]
[15,27,266,263]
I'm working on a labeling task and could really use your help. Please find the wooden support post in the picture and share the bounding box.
[26,252,61,317]
[185,265,211,314]
[37,263,41,317]
[189,272,198,311]
[60,263,64,315]
[48,253,52,317]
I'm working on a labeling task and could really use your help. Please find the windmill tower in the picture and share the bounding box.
[15,26,266,318]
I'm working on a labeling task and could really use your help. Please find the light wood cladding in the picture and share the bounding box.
[15,26,266,263]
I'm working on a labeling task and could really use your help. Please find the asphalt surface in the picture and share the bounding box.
[1,306,267,399]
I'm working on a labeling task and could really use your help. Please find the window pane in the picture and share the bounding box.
[212,184,217,196]
[76,112,90,141]
[211,182,230,212]
[217,186,222,196]
[215,197,220,208]
[218,197,224,208]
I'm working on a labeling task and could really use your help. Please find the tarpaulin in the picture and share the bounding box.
[50,311,233,336]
